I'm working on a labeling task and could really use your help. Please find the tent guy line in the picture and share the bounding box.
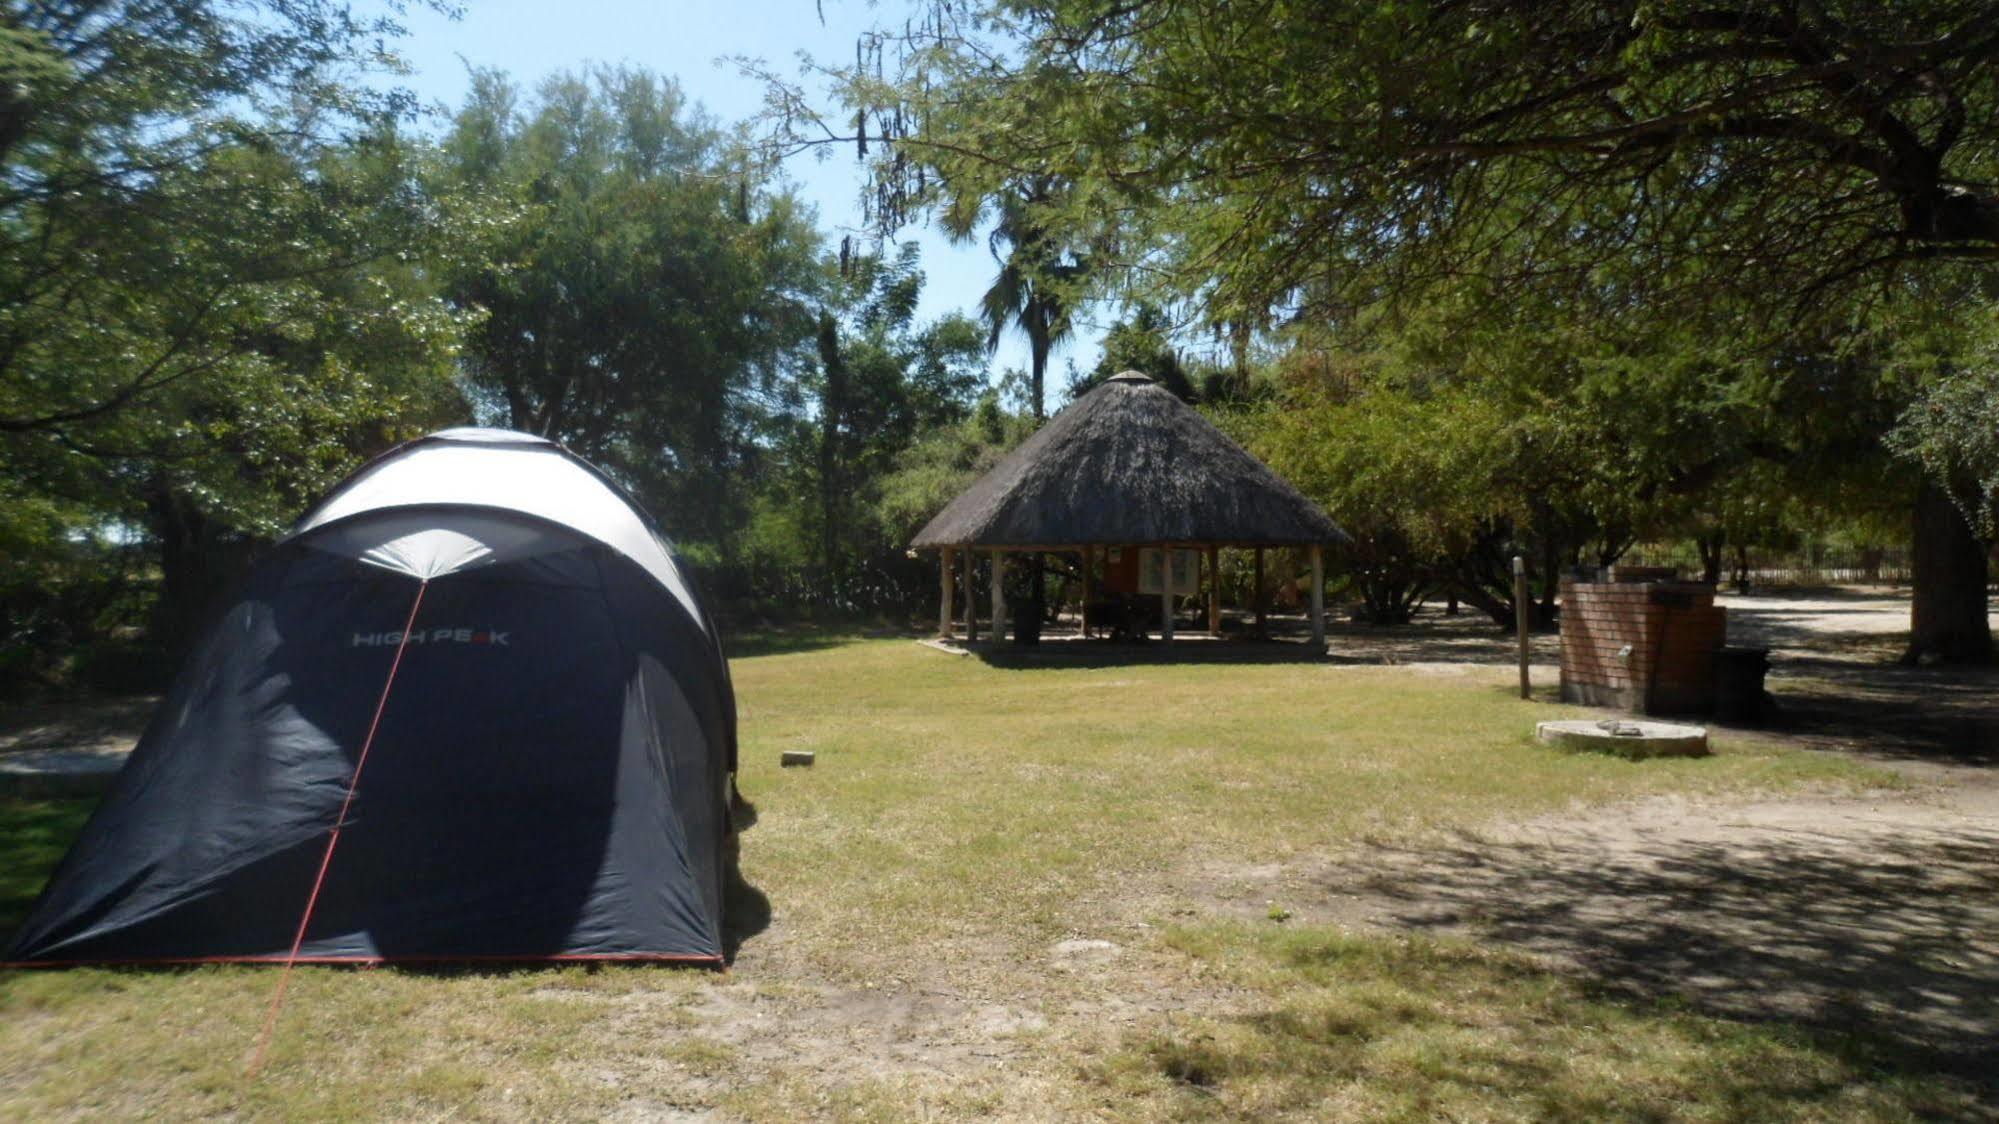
[249,578,431,1077]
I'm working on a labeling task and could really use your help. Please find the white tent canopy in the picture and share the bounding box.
[290,428,705,630]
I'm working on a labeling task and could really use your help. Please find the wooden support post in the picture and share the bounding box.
[1160,546,1175,644]
[1309,544,1325,650]
[938,548,954,639]
[1080,546,1093,638]
[991,549,1006,643]
[1253,547,1266,637]
[963,544,978,643]
[1513,555,1531,699]
[1206,545,1221,636]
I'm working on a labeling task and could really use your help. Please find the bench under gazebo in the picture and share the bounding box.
[913,371,1348,649]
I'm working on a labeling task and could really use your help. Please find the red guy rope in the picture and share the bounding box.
[248,578,429,1076]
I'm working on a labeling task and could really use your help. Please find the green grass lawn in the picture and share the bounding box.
[1,636,1983,1120]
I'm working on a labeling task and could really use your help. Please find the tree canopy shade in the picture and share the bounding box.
[912,372,1345,548]
[812,0,1999,331]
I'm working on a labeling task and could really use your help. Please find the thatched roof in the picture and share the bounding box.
[913,372,1347,549]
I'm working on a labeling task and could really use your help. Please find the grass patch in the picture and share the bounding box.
[0,635,1919,1120]
[0,798,94,937]
[1093,924,1982,1121]
[728,641,1879,981]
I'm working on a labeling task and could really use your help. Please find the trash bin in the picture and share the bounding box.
[1012,597,1043,646]
[1712,646,1770,722]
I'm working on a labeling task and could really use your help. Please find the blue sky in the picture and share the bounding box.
[382,0,1105,383]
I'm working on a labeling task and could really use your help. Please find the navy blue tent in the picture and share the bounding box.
[6,429,736,966]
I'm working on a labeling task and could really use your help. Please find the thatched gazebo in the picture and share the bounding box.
[913,371,1347,647]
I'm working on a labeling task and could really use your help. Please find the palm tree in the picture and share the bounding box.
[952,179,1084,421]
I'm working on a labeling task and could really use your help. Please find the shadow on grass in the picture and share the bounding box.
[722,787,770,963]
[722,629,858,659]
[1768,656,1999,767]
[1313,823,1999,1086]
[1131,926,1991,1119]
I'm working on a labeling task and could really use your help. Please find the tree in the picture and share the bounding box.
[438,66,825,553]
[0,1,450,437]
[1070,305,1198,402]
[945,178,1084,422]
[828,1,1999,325]
[765,242,986,600]
[1888,321,1999,662]
[795,1,1999,658]
[0,2,470,660]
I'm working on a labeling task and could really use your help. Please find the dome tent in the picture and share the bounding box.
[5,428,737,966]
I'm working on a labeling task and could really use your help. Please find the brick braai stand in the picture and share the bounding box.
[1559,578,1727,715]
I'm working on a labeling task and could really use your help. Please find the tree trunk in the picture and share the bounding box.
[1697,533,1725,585]
[1028,311,1048,422]
[815,316,846,602]
[1906,479,1992,664]
[146,483,257,657]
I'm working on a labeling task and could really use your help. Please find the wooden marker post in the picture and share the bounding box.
[938,548,954,639]
[1513,555,1531,699]
[1308,544,1326,650]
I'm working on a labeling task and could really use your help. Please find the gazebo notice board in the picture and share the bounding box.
[913,371,1348,648]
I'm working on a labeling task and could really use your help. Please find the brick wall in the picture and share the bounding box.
[1560,580,1726,715]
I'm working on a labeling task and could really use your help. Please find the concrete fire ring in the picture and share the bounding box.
[1535,719,1710,759]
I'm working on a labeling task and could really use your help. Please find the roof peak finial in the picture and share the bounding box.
[1107,370,1154,384]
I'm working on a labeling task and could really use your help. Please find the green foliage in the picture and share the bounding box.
[874,396,1035,545]
[438,66,826,549]
[1888,310,1999,538]
[1245,309,1929,624]
[824,1,1999,337]
[748,242,992,602]
[0,1,473,667]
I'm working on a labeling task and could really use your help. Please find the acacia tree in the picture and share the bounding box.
[788,0,1999,660]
